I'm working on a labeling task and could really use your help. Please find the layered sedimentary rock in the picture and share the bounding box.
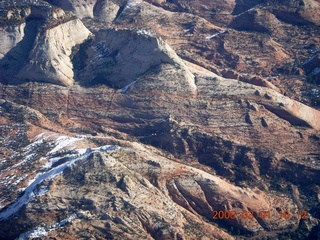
[0,3,91,86]
[17,18,91,86]
[76,28,196,93]
[266,0,320,26]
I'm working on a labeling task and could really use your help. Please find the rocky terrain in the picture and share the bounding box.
[0,0,320,239]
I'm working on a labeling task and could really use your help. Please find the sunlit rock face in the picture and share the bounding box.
[17,18,91,86]
[76,28,196,93]
[0,3,91,86]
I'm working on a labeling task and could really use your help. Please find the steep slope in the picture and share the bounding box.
[76,28,196,93]
[107,0,320,108]
[17,17,91,86]
[0,117,302,239]
[0,3,91,86]
[47,0,102,19]
[267,0,320,26]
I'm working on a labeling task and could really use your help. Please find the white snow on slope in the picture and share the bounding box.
[126,0,141,9]
[0,132,119,221]
[205,30,227,40]
[11,154,37,169]
[233,3,264,18]
[136,29,154,37]
[51,213,77,229]
[1,137,47,174]
[0,154,86,220]
[48,136,83,154]
[17,213,77,240]
[122,80,137,93]
[17,226,48,240]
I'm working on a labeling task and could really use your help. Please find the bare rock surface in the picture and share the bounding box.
[0,3,91,86]
[17,18,91,86]
[46,0,98,19]
[77,28,196,93]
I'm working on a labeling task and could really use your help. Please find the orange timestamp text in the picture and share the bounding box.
[212,209,308,220]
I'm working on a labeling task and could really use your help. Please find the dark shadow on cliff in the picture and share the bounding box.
[0,19,41,85]
[44,0,74,12]
[229,0,271,34]
[231,0,264,16]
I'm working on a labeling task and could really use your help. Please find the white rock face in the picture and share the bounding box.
[17,19,91,86]
[94,0,120,22]
[259,89,320,130]
[79,29,197,94]
[49,0,99,19]
[0,23,26,59]
[72,0,97,19]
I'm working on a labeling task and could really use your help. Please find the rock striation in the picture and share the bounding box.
[0,3,91,86]
[76,28,196,93]
[17,18,91,86]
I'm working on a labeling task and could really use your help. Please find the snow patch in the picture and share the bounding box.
[126,0,140,9]
[77,148,91,155]
[34,185,49,197]
[122,80,137,93]
[234,4,263,18]
[34,132,46,141]
[23,139,44,153]
[50,213,77,230]
[48,136,82,154]
[13,176,26,186]
[17,213,77,240]
[96,145,120,152]
[0,143,119,221]
[11,153,36,169]
[0,154,84,220]
[136,29,154,37]
[206,30,227,40]
[184,27,193,33]
[17,226,48,240]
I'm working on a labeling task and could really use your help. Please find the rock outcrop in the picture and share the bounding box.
[17,18,91,86]
[267,0,320,26]
[0,23,26,60]
[46,0,97,19]
[93,0,120,22]
[0,128,301,239]
[47,0,128,20]
[0,4,92,86]
[77,28,197,93]
[257,88,320,130]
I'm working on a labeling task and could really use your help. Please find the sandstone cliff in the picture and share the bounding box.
[0,4,91,86]
[17,18,91,86]
[77,28,196,93]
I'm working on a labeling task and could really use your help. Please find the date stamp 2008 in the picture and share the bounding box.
[212,209,308,220]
